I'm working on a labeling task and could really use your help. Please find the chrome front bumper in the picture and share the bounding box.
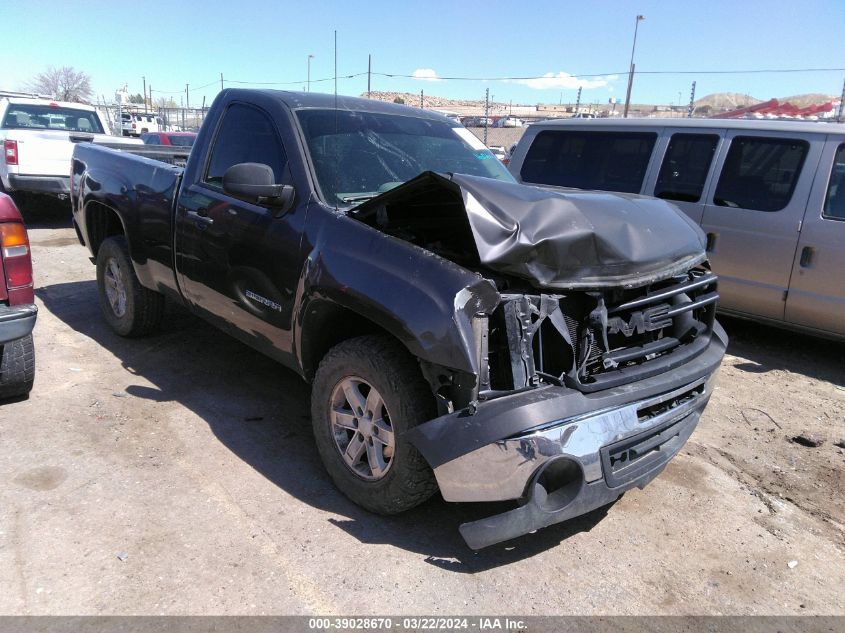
[407,322,727,549]
[446,376,713,549]
[435,375,713,503]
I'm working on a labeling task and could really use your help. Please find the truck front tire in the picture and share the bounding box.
[311,335,439,515]
[96,236,164,337]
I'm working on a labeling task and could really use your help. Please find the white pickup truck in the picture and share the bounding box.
[1,96,141,200]
[120,112,165,137]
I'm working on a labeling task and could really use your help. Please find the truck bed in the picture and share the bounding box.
[74,138,191,168]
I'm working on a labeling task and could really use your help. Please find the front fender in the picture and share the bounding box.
[295,211,500,377]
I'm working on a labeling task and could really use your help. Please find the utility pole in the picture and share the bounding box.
[142,76,147,113]
[220,72,224,92]
[623,14,645,118]
[367,54,372,98]
[838,77,845,123]
[185,84,189,109]
[420,89,424,108]
[687,81,697,118]
[333,30,337,99]
[575,86,582,113]
[484,88,489,146]
[307,54,315,92]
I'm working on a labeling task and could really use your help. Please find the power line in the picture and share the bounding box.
[223,72,368,87]
[374,67,845,81]
[189,80,219,91]
[141,66,845,97]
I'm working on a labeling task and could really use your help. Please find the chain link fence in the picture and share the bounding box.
[99,105,209,136]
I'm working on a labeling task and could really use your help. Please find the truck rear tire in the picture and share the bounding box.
[311,335,438,515]
[0,334,35,399]
[96,236,164,337]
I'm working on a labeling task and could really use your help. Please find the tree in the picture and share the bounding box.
[27,66,93,103]
[128,93,145,104]
[393,96,405,104]
[154,97,178,109]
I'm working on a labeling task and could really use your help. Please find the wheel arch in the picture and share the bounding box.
[299,298,407,382]
[84,200,127,258]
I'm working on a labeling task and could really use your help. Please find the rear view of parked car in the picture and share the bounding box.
[122,112,164,137]
[140,131,197,147]
[0,193,36,399]
[509,119,845,341]
[1,96,139,201]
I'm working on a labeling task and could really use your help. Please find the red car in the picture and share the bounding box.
[0,192,36,399]
[139,131,197,147]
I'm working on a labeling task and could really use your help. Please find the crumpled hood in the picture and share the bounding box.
[353,172,707,289]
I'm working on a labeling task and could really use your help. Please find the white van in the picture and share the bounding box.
[508,118,845,340]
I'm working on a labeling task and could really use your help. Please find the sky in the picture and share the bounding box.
[3,0,844,108]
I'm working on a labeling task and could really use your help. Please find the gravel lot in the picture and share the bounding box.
[2,201,844,615]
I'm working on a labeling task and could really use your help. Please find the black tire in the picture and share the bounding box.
[0,334,35,399]
[311,335,438,514]
[96,236,164,337]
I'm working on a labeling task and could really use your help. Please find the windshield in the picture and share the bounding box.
[296,109,515,204]
[2,104,105,134]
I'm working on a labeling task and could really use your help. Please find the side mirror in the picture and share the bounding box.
[222,162,295,212]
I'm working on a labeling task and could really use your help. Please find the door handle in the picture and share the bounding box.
[186,209,213,225]
[705,232,717,252]
[799,246,814,268]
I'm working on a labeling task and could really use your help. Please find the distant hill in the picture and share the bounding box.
[363,90,839,117]
[694,93,761,109]
[694,92,838,111]
[781,93,839,107]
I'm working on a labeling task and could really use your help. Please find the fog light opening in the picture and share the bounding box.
[535,458,583,512]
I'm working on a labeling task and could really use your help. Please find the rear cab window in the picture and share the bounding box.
[823,144,845,221]
[654,133,719,202]
[520,130,657,193]
[713,136,808,212]
[2,103,104,134]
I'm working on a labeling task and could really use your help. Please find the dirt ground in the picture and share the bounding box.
[1,201,844,615]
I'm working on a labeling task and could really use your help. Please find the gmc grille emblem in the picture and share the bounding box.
[607,305,672,337]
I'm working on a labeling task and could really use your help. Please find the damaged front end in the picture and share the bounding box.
[351,171,727,549]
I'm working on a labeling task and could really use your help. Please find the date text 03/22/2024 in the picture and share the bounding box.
[307,617,528,631]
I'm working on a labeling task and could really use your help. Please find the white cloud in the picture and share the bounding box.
[412,68,441,82]
[511,72,613,90]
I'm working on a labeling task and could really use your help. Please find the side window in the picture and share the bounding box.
[713,136,808,212]
[520,130,657,194]
[823,143,845,221]
[204,103,287,186]
[654,133,719,202]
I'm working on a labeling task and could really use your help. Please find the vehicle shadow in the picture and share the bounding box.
[15,194,72,229]
[37,280,610,572]
[720,315,845,388]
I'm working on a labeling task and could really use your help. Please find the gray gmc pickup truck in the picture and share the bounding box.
[70,89,726,549]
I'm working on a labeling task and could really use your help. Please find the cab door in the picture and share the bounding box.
[785,140,845,336]
[699,131,824,320]
[174,101,307,363]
